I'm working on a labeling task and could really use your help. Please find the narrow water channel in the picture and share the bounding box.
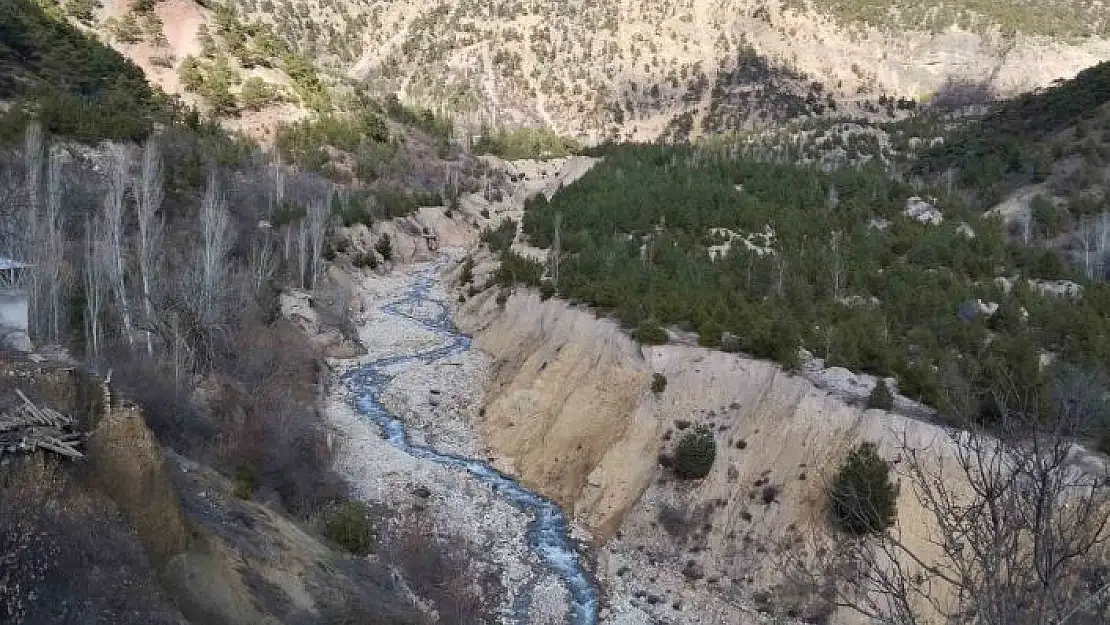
[341,266,600,625]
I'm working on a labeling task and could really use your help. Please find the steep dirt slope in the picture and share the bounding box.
[450,274,993,624]
[1,358,428,625]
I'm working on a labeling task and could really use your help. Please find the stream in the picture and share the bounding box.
[341,265,600,625]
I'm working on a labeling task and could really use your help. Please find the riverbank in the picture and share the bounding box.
[324,257,596,624]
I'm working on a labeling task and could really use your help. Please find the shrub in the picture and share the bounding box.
[761,484,779,505]
[635,320,669,345]
[323,500,376,556]
[239,76,282,111]
[234,462,260,499]
[493,251,543,287]
[480,218,516,252]
[697,320,723,347]
[374,234,393,261]
[353,252,379,270]
[829,442,898,534]
[867,379,895,410]
[107,12,143,43]
[458,258,475,285]
[674,425,716,479]
[539,281,556,300]
[651,372,668,394]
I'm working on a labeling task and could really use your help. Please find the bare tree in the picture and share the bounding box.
[550,212,562,285]
[196,170,234,326]
[1019,211,1034,246]
[270,152,285,219]
[295,217,308,288]
[306,192,329,290]
[830,230,843,300]
[827,184,840,210]
[41,146,66,343]
[793,378,1110,625]
[134,137,164,357]
[1078,217,1101,280]
[84,217,106,361]
[773,254,788,298]
[22,122,43,249]
[21,122,44,329]
[103,145,136,348]
[249,231,278,295]
[1096,213,1110,280]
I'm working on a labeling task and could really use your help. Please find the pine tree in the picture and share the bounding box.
[867,379,895,410]
[829,442,898,534]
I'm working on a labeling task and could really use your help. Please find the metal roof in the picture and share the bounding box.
[0,256,32,271]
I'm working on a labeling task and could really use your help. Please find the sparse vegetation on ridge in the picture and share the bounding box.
[486,141,1110,450]
[809,0,1110,38]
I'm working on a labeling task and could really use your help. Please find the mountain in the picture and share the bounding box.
[29,0,1110,144]
[231,0,1110,140]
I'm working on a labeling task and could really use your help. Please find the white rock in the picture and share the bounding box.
[868,217,893,231]
[976,299,999,316]
[904,196,944,225]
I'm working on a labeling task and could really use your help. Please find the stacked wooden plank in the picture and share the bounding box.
[0,389,83,459]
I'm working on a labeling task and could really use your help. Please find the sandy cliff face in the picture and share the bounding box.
[456,286,661,539]
[453,275,972,623]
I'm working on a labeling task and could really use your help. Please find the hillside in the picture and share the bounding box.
[901,61,1110,281]
[234,0,1109,141]
[18,0,1107,144]
[0,3,508,623]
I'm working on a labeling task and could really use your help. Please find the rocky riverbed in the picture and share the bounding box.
[324,256,597,625]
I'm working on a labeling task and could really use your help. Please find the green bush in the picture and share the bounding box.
[697,320,723,347]
[106,12,143,44]
[323,500,376,556]
[239,76,282,111]
[674,425,716,479]
[494,251,543,287]
[233,462,260,499]
[867,379,895,410]
[635,320,669,345]
[829,442,898,534]
[539,282,556,300]
[480,218,517,253]
[472,124,579,159]
[651,372,668,394]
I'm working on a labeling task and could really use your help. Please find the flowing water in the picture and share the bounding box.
[342,266,600,625]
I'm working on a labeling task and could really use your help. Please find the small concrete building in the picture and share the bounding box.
[0,255,32,352]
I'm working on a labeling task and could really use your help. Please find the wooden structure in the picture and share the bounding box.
[0,389,83,459]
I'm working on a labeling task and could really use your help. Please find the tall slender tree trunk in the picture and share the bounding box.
[135,138,164,358]
[44,146,65,343]
[104,146,135,348]
[23,122,43,338]
[84,218,103,361]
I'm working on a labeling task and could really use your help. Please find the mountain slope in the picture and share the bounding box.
[53,0,1110,143]
[226,0,1110,140]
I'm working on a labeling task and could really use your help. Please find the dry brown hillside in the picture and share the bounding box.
[65,0,1110,143]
